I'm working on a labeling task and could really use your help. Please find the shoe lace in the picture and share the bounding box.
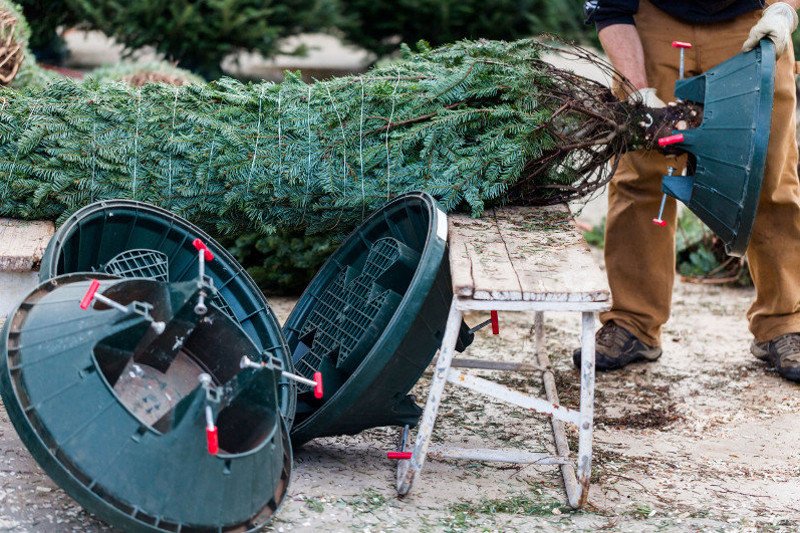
[597,322,631,351]
[773,334,800,360]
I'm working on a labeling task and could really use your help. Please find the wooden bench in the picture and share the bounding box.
[394,205,610,508]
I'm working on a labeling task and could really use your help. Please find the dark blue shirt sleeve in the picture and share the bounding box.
[585,0,639,31]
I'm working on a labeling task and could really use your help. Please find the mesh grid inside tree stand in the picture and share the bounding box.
[38,199,296,427]
[104,249,170,282]
[0,275,292,532]
[102,248,236,318]
[285,192,471,445]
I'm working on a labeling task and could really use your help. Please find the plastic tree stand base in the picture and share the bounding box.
[661,39,775,257]
[37,199,296,427]
[285,192,466,445]
[0,274,291,532]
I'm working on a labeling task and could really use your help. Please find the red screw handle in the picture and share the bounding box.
[206,426,219,455]
[387,451,413,460]
[490,310,500,335]
[192,238,214,262]
[671,41,692,49]
[658,133,684,148]
[313,371,324,399]
[79,279,101,310]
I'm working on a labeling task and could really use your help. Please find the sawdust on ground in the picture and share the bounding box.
[0,269,798,532]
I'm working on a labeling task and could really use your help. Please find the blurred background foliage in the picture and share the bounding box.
[340,0,592,57]
[584,211,752,287]
[18,0,594,77]
[19,0,342,78]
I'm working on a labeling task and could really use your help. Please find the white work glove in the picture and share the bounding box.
[742,2,798,57]
[627,87,666,109]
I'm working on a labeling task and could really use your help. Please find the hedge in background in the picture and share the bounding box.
[341,0,594,57]
[19,0,341,78]
[222,228,339,295]
[19,0,594,77]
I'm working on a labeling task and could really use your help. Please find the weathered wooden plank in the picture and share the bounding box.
[448,215,522,300]
[448,205,609,303]
[0,219,54,272]
[494,206,609,302]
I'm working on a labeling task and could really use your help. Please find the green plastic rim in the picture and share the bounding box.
[664,39,775,257]
[285,191,456,445]
[0,275,291,532]
[38,199,296,427]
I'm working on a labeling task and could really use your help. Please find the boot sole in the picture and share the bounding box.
[595,349,662,371]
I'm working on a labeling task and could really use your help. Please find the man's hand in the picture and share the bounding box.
[628,87,666,109]
[743,2,799,57]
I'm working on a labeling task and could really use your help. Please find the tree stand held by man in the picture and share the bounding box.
[575,0,800,382]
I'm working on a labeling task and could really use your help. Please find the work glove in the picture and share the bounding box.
[627,87,666,109]
[742,2,798,57]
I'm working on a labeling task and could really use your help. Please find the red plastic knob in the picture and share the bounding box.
[387,451,413,460]
[313,371,324,399]
[671,41,692,49]
[80,279,100,310]
[658,133,684,148]
[192,238,214,262]
[206,426,219,455]
[652,218,668,227]
[490,310,500,335]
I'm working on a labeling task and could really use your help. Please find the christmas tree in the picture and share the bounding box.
[0,39,697,242]
[91,61,203,87]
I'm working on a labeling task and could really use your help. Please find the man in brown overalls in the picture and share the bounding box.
[575,0,800,382]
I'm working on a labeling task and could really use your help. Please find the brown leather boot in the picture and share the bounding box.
[573,321,662,371]
[751,333,800,382]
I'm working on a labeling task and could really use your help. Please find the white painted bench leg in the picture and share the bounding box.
[576,311,596,507]
[536,311,580,508]
[396,298,463,496]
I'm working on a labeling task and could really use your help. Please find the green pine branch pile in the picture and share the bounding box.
[0,38,646,240]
